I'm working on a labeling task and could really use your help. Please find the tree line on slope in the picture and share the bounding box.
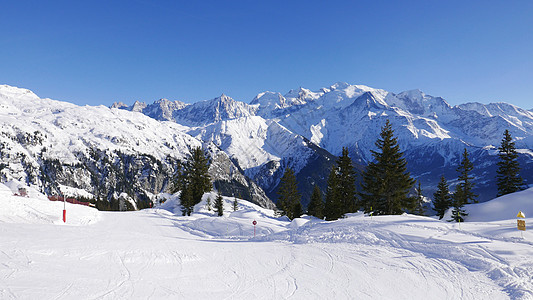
[276,122,524,222]
[433,129,523,222]
[175,146,239,217]
[177,123,523,222]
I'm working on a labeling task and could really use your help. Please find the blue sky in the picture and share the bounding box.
[1,0,532,108]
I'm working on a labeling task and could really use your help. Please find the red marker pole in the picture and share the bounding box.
[62,194,66,223]
[252,220,257,237]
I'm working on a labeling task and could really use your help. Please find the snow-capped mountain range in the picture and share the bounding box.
[1,82,532,209]
[113,82,533,204]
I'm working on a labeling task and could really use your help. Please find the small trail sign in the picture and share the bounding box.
[517,220,526,231]
[252,220,257,237]
[517,211,526,238]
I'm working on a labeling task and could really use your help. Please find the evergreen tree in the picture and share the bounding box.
[214,191,224,216]
[449,148,477,222]
[433,175,452,220]
[292,202,302,220]
[179,146,212,216]
[457,148,477,204]
[323,147,357,220]
[277,168,302,220]
[206,196,212,211]
[450,184,467,222]
[232,198,239,211]
[180,185,194,216]
[336,147,358,214]
[324,166,342,220]
[360,120,416,215]
[412,181,425,216]
[307,184,324,219]
[496,129,523,197]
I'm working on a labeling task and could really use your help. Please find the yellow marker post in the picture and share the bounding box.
[517,211,526,239]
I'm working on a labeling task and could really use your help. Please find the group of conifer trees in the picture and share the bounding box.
[179,126,523,222]
[433,129,523,221]
[278,121,524,222]
[176,146,241,217]
[278,120,421,220]
[176,147,212,216]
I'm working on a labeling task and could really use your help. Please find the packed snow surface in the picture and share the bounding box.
[1,184,533,299]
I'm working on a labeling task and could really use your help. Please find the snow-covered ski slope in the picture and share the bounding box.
[1,184,532,299]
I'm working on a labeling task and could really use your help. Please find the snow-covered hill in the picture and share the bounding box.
[1,183,532,299]
[0,85,274,209]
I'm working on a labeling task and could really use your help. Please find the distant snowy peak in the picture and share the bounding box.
[347,91,388,111]
[250,91,294,117]
[387,90,452,116]
[131,101,147,112]
[172,94,257,126]
[145,99,188,121]
[458,102,533,119]
[250,91,285,108]
[110,102,128,109]
[251,82,388,117]
[112,98,188,121]
[284,87,323,103]
[0,84,40,101]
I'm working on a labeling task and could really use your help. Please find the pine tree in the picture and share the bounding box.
[412,181,425,216]
[180,185,194,216]
[457,148,477,204]
[277,168,302,220]
[292,202,302,220]
[323,147,357,220]
[450,184,467,222]
[324,166,342,220]
[433,175,452,220]
[496,129,523,197]
[206,196,212,211]
[232,198,239,211]
[307,184,324,219]
[449,148,477,222]
[336,147,357,214]
[214,191,224,216]
[360,120,416,215]
[179,146,212,216]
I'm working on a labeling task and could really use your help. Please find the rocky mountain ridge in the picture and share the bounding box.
[115,82,533,203]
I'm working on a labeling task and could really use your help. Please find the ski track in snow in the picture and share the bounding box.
[2,191,533,299]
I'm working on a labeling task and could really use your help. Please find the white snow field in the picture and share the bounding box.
[1,184,533,299]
